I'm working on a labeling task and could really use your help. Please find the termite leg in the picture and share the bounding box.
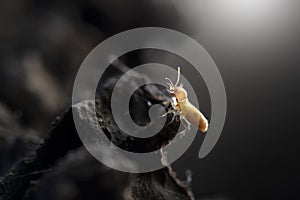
[161,109,177,123]
[161,97,177,118]
[179,116,191,137]
[161,97,180,125]
[170,111,177,123]
[168,110,181,125]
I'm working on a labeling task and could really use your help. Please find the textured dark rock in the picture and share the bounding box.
[0,101,194,200]
[0,107,82,200]
[95,59,181,153]
[0,62,194,200]
[0,103,41,176]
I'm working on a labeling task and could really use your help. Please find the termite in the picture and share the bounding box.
[164,67,209,135]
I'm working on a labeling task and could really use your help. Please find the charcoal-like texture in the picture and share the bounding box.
[0,102,194,200]
[0,106,82,200]
[0,63,194,200]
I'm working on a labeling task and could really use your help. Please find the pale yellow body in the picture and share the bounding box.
[166,67,209,133]
[175,99,208,132]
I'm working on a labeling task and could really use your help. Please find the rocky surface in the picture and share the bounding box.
[0,103,194,200]
[0,63,194,200]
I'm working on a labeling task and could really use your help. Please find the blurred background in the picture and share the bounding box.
[0,0,299,199]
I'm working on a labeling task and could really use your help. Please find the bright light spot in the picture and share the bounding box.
[222,0,281,25]
[193,0,298,43]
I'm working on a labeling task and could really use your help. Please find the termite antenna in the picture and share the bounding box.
[165,78,174,89]
[175,66,181,86]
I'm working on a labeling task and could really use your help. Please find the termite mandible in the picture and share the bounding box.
[164,67,209,135]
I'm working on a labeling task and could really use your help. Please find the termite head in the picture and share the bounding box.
[166,67,187,102]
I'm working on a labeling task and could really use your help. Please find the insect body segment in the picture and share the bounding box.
[166,67,209,134]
